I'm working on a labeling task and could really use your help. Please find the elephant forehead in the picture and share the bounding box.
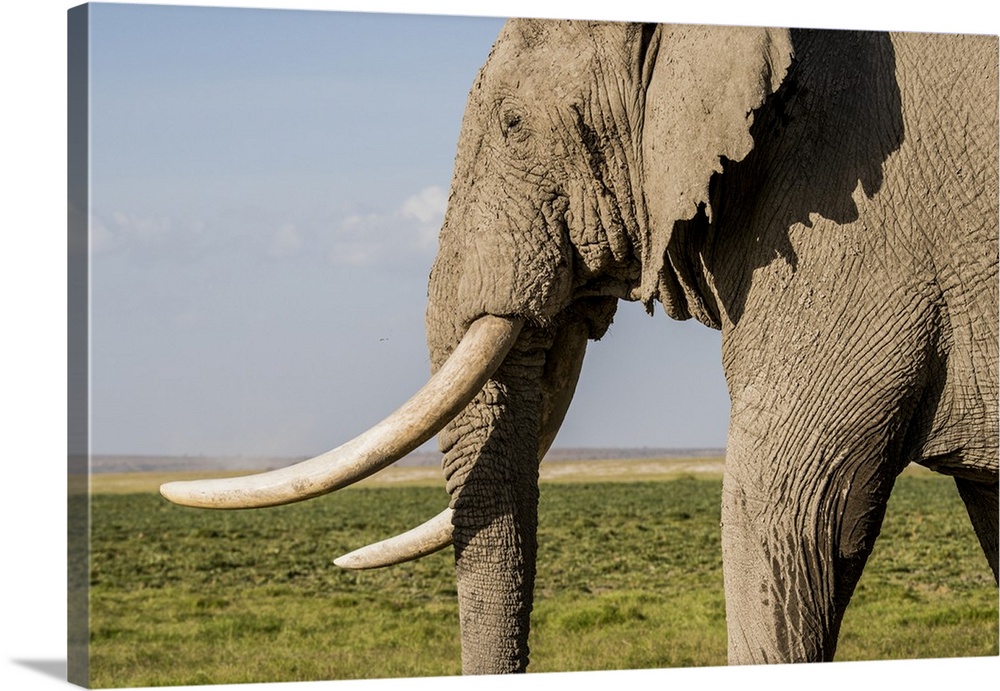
[499,18,593,51]
[485,20,632,92]
[485,28,588,87]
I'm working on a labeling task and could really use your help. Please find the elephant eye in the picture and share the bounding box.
[501,110,525,139]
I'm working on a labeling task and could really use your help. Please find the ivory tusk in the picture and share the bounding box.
[331,412,557,570]
[332,375,575,569]
[334,321,590,569]
[331,418,551,569]
[334,508,455,569]
[159,315,524,509]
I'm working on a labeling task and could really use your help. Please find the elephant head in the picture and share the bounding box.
[161,19,797,673]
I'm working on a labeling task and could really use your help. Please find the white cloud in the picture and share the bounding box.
[113,211,172,244]
[88,211,113,255]
[268,223,303,258]
[401,186,447,224]
[402,186,447,248]
[90,210,178,256]
[90,185,448,269]
[325,186,447,267]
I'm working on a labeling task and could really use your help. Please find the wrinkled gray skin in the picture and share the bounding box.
[425,20,998,673]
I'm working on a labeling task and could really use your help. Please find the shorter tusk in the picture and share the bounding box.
[334,508,454,569]
[160,315,523,509]
[331,320,588,569]
[335,391,571,569]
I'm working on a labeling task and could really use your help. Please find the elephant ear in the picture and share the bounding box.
[639,24,793,326]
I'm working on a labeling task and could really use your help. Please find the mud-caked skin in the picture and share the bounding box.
[424,20,998,673]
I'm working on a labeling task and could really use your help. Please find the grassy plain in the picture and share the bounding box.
[85,460,998,687]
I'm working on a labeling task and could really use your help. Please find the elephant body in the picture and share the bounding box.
[704,29,998,661]
[427,22,998,671]
[163,18,998,675]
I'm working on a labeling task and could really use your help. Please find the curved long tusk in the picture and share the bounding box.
[160,315,524,509]
[334,321,591,569]
[334,507,455,569]
[333,323,587,569]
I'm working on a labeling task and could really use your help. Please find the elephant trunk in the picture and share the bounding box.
[440,334,545,674]
[432,321,589,674]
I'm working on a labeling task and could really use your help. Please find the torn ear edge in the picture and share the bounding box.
[636,24,794,326]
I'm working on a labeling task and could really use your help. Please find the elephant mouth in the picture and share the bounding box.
[159,315,524,511]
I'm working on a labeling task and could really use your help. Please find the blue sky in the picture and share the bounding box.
[87,2,731,456]
[80,1,1000,460]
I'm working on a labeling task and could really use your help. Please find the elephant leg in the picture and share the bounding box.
[954,477,999,582]
[712,215,948,662]
[718,298,933,665]
[721,424,904,663]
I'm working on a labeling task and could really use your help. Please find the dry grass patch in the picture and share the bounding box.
[89,456,727,495]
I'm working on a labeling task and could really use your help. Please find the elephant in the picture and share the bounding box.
[161,19,999,674]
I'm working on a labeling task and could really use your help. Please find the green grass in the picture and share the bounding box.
[84,473,997,687]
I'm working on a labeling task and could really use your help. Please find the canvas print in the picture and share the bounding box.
[69,2,999,688]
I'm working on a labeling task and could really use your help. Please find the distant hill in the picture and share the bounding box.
[88,448,725,474]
